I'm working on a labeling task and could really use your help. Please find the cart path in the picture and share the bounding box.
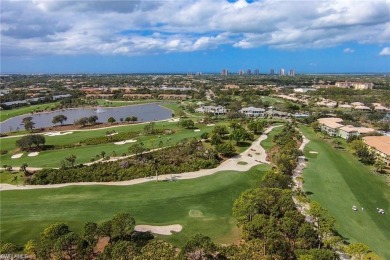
[0,125,280,191]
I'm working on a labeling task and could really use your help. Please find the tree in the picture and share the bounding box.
[88,115,98,125]
[82,222,98,246]
[230,127,252,145]
[308,202,335,246]
[125,117,131,123]
[374,159,386,174]
[216,143,236,157]
[101,151,106,159]
[1,242,19,254]
[52,114,68,125]
[75,117,89,127]
[65,154,77,167]
[200,132,209,140]
[181,234,217,259]
[23,117,35,132]
[345,243,370,260]
[99,220,113,242]
[248,120,266,134]
[41,223,70,240]
[20,163,29,176]
[180,119,195,129]
[110,240,138,259]
[212,125,229,135]
[53,232,83,260]
[111,213,135,240]
[139,240,177,260]
[108,117,116,124]
[15,135,46,150]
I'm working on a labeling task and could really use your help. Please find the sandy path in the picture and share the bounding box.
[134,224,182,235]
[0,125,278,191]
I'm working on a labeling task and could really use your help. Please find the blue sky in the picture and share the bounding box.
[1,0,390,74]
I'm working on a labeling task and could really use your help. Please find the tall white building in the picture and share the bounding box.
[280,68,285,76]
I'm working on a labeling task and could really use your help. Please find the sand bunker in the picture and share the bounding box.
[106,132,118,136]
[309,151,318,154]
[134,224,182,235]
[168,118,180,123]
[28,152,39,157]
[11,153,23,159]
[206,124,215,126]
[114,139,137,145]
[194,129,201,132]
[45,131,73,136]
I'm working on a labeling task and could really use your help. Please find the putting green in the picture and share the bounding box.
[301,126,390,258]
[0,164,271,247]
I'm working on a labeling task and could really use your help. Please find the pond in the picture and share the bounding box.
[0,103,173,133]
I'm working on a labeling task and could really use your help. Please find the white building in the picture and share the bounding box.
[239,107,266,117]
[195,106,229,115]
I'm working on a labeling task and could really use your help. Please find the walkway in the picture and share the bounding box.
[0,126,279,191]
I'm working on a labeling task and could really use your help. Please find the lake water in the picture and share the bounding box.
[0,103,173,133]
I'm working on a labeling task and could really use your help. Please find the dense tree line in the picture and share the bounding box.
[27,139,220,184]
[232,123,335,259]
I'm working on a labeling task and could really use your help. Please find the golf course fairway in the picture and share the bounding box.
[0,164,270,247]
[301,126,390,258]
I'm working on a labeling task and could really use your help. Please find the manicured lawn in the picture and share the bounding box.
[0,125,213,168]
[0,171,25,185]
[300,126,390,259]
[0,165,270,247]
[260,125,283,152]
[0,102,60,122]
[96,99,157,107]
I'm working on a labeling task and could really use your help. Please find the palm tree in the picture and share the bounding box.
[65,154,77,167]
[20,163,28,176]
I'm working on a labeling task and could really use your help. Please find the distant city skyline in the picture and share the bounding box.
[1,0,389,74]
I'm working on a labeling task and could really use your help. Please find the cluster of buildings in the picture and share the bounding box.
[363,136,390,166]
[220,68,295,76]
[335,81,374,90]
[318,117,376,139]
[195,105,290,118]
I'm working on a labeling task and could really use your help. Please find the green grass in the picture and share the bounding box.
[0,165,270,247]
[0,171,25,185]
[0,102,60,122]
[300,126,390,259]
[0,120,226,168]
[260,125,283,152]
[95,99,157,107]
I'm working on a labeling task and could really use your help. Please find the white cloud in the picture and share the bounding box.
[343,48,355,53]
[1,0,390,56]
[379,47,390,56]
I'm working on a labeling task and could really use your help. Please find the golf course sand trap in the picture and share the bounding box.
[106,132,118,136]
[134,224,182,235]
[114,139,137,145]
[45,131,73,136]
[309,151,318,154]
[28,152,39,157]
[168,118,180,122]
[11,153,23,159]
[194,129,201,132]
[206,124,215,126]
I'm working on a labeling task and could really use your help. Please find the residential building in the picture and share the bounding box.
[158,94,189,100]
[318,118,344,137]
[195,106,229,115]
[224,84,240,90]
[123,94,153,99]
[266,109,289,118]
[270,68,275,75]
[289,69,295,76]
[363,136,390,165]
[280,68,285,76]
[239,107,265,117]
[318,117,376,139]
[247,69,252,75]
[221,69,229,75]
[254,69,259,75]
[335,81,374,90]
